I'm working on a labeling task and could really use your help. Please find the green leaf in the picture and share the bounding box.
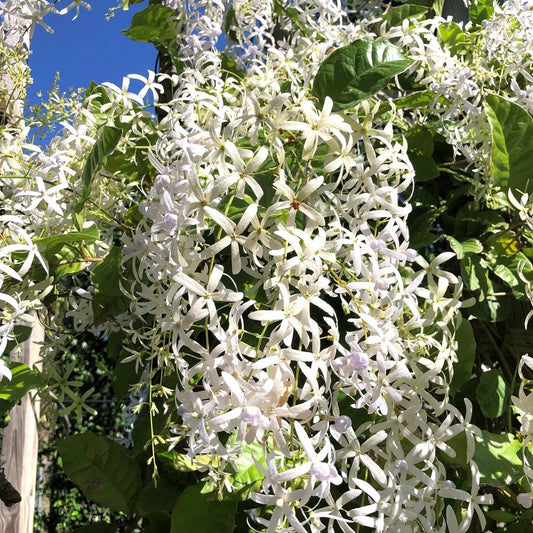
[35,225,100,279]
[0,363,43,418]
[81,127,122,202]
[476,369,509,418]
[469,292,511,322]
[450,319,476,395]
[122,4,178,44]
[446,236,483,260]
[381,4,429,28]
[58,432,142,512]
[486,510,519,523]
[312,40,413,110]
[225,440,266,500]
[473,431,522,487]
[460,254,492,296]
[484,94,533,196]
[75,126,121,229]
[406,126,439,181]
[468,0,494,26]
[92,246,124,297]
[171,484,237,533]
[92,246,129,326]
[438,22,469,56]
[4,325,32,355]
[135,476,182,516]
[408,209,441,249]
[36,225,99,257]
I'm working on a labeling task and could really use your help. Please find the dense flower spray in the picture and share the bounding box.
[4,0,533,531]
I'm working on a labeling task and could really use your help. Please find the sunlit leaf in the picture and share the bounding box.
[473,431,521,487]
[484,94,533,196]
[312,40,413,110]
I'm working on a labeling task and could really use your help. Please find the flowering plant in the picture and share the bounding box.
[2,0,533,531]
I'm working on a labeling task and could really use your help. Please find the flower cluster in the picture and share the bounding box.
[9,0,533,531]
[109,2,496,531]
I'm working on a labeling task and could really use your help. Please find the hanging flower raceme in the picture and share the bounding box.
[118,4,484,528]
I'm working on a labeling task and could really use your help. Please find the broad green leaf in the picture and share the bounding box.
[122,4,178,44]
[4,325,32,355]
[0,363,43,418]
[36,225,99,257]
[408,209,441,249]
[486,510,519,523]
[487,250,533,297]
[450,319,475,395]
[377,90,441,118]
[75,126,121,229]
[460,254,492,296]
[469,292,511,322]
[438,22,469,56]
[92,246,129,325]
[36,225,100,279]
[92,246,124,297]
[406,126,434,157]
[58,432,142,512]
[171,484,237,533]
[131,405,165,456]
[484,94,533,196]
[468,0,494,26]
[81,127,121,202]
[381,4,429,28]
[226,440,266,500]
[410,154,439,182]
[473,431,521,487]
[135,476,182,516]
[476,369,509,418]
[394,90,438,110]
[312,40,413,110]
[446,236,483,260]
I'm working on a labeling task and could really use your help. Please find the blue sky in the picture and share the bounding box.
[28,2,156,107]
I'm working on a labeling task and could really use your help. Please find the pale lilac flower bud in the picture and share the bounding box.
[311,462,339,482]
[242,406,262,426]
[347,351,369,370]
[404,248,417,262]
[370,238,385,252]
[154,174,171,192]
[177,405,187,416]
[395,459,408,473]
[162,213,178,232]
[331,358,344,373]
[459,68,473,79]
[334,415,351,433]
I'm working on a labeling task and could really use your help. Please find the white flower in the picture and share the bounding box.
[0,359,12,382]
